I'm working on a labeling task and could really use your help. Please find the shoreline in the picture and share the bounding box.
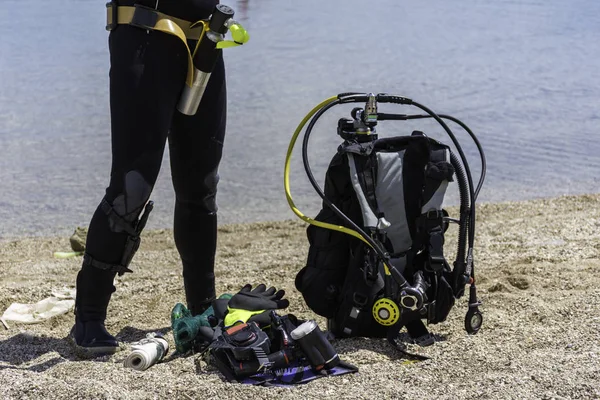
[1,193,599,399]
[3,188,600,242]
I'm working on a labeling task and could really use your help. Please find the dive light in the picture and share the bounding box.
[177,4,248,115]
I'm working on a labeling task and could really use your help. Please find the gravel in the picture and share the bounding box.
[1,194,599,399]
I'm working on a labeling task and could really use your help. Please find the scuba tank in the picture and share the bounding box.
[177,4,249,115]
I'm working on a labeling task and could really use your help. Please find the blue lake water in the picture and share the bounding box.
[1,0,599,238]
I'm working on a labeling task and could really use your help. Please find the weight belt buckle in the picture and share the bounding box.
[105,1,118,31]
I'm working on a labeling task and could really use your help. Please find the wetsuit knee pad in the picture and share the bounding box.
[84,170,155,275]
[199,172,219,214]
[175,168,220,214]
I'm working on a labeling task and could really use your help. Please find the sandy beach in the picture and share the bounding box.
[1,194,599,400]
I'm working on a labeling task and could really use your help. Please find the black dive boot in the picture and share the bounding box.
[71,265,119,355]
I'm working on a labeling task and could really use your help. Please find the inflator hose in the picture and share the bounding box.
[450,151,470,295]
[439,115,486,202]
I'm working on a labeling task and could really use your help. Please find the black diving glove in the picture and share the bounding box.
[224,283,289,327]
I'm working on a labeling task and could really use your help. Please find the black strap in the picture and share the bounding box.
[416,210,447,273]
[402,135,431,241]
[339,294,368,337]
[337,258,384,338]
[83,253,133,275]
[417,147,451,273]
[100,199,154,237]
[405,319,435,346]
[386,320,431,361]
[85,200,154,276]
[100,199,137,236]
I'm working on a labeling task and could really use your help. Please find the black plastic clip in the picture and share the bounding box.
[130,4,159,30]
[423,209,444,224]
[428,230,446,272]
[352,293,368,308]
[105,1,118,31]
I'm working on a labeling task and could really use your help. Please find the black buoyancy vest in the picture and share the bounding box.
[295,132,457,338]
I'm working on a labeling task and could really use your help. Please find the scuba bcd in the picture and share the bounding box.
[284,92,487,350]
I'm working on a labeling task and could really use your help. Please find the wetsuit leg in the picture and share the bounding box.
[74,25,189,350]
[169,52,226,316]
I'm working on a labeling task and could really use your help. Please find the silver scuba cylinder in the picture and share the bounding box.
[177,4,235,115]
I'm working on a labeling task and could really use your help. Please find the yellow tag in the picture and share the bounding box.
[53,251,84,259]
[216,41,242,49]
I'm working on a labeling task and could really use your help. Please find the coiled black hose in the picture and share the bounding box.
[450,151,470,295]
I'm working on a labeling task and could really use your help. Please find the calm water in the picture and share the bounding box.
[1,0,599,238]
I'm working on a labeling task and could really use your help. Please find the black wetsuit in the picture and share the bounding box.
[76,0,225,339]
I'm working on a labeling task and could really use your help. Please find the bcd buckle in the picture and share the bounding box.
[422,209,444,229]
[105,1,118,31]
